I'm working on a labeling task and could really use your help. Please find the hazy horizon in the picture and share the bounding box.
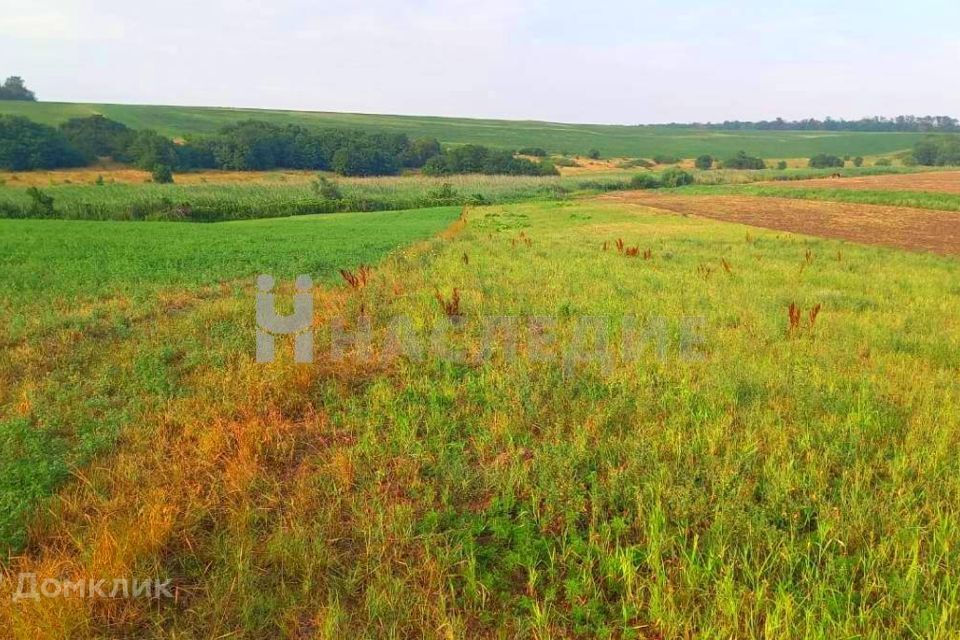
[3,0,959,126]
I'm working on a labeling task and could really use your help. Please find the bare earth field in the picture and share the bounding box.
[761,170,960,193]
[605,192,960,255]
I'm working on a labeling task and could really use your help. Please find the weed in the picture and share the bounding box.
[434,287,461,318]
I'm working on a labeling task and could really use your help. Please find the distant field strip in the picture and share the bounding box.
[607,192,960,254]
[760,170,960,193]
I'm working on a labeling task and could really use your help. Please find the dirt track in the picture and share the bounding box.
[604,192,960,255]
[760,170,960,194]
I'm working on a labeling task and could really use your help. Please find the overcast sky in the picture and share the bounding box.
[3,0,958,124]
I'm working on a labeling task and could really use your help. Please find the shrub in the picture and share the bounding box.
[587,149,601,160]
[853,156,864,167]
[553,157,580,167]
[776,160,788,170]
[653,154,680,165]
[874,157,892,166]
[660,167,694,188]
[25,187,55,217]
[151,164,174,184]
[694,155,713,170]
[312,176,342,199]
[629,173,661,189]
[808,154,845,169]
[518,147,547,157]
[724,151,766,170]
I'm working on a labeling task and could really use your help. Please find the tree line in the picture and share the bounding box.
[666,115,958,133]
[0,114,556,177]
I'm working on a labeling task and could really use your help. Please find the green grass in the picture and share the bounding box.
[4,196,960,637]
[0,206,459,552]
[0,100,933,158]
[0,166,941,222]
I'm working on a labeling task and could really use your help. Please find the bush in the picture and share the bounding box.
[694,155,713,170]
[151,164,174,184]
[587,149,601,160]
[312,176,342,199]
[25,187,55,216]
[553,156,580,167]
[853,156,864,167]
[660,167,694,188]
[653,154,680,165]
[776,160,788,170]
[808,154,845,169]
[629,173,661,189]
[874,157,892,166]
[724,151,766,170]
[518,147,547,157]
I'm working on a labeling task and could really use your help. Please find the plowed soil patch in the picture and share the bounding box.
[761,170,960,194]
[604,192,960,255]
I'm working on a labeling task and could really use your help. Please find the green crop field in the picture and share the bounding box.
[0,100,930,159]
[0,206,459,552]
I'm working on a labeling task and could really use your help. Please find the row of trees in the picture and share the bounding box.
[912,137,960,166]
[0,114,557,176]
[422,144,558,176]
[669,115,959,133]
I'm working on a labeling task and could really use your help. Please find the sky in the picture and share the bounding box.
[2,0,959,124]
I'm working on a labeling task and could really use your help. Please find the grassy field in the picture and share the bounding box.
[0,207,460,552]
[0,166,944,222]
[2,196,960,637]
[0,100,931,158]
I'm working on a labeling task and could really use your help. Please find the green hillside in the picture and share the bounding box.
[0,101,927,159]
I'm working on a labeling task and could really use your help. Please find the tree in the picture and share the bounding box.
[660,167,694,187]
[853,156,864,167]
[694,154,713,170]
[724,151,766,170]
[59,115,133,161]
[0,115,84,170]
[151,164,174,183]
[0,76,36,101]
[808,154,845,168]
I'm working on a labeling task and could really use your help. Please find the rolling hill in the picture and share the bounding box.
[0,100,927,159]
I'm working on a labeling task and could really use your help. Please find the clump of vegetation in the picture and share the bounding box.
[911,136,960,166]
[517,147,547,157]
[874,157,892,166]
[0,76,36,101]
[853,156,864,167]
[809,154,845,169]
[653,153,680,164]
[25,186,55,217]
[629,173,661,189]
[724,150,766,170]
[587,148,602,160]
[151,164,174,184]
[695,154,713,170]
[423,145,558,176]
[618,158,655,169]
[553,156,580,167]
[776,160,788,170]
[660,167,694,187]
[311,176,342,199]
